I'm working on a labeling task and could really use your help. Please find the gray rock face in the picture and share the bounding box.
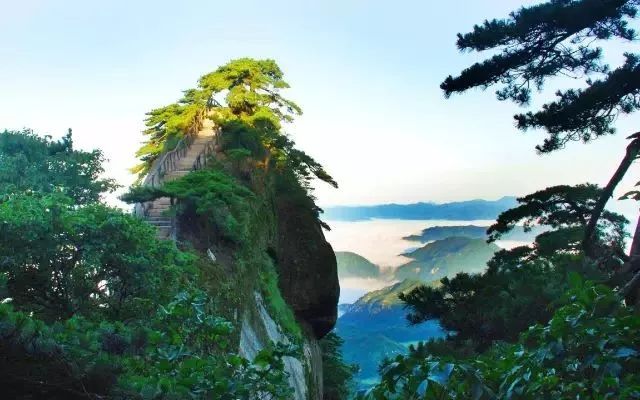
[239,292,322,400]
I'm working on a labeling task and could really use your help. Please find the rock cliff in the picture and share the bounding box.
[173,169,339,399]
[274,195,340,339]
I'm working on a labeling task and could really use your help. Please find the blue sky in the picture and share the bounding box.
[1,0,639,219]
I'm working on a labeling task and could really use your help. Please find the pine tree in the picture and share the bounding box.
[441,0,640,300]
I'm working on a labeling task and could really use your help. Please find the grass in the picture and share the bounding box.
[259,260,303,344]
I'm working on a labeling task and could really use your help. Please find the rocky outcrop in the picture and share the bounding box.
[273,196,340,339]
[239,292,322,400]
[148,130,339,398]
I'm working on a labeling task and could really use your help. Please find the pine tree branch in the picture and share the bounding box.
[583,134,640,258]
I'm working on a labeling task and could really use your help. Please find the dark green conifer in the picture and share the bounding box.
[442,0,640,296]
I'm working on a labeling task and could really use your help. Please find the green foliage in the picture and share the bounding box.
[0,129,117,203]
[321,332,358,400]
[117,290,295,399]
[134,57,296,175]
[120,184,164,203]
[134,103,203,175]
[0,291,294,399]
[122,169,255,245]
[136,58,304,174]
[0,129,297,398]
[365,277,640,399]
[200,58,302,126]
[0,192,193,322]
[161,169,255,245]
[487,184,628,263]
[134,58,336,207]
[514,53,640,152]
[218,116,338,197]
[259,262,303,343]
[441,0,640,153]
[400,184,627,350]
[400,256,567,350]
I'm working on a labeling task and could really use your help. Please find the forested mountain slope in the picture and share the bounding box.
[0,58,344,400]
[395,236,500,281]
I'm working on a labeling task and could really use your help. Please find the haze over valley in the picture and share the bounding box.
[324,198,538,304]
[324,197,540,387]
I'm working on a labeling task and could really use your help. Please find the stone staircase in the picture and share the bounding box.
[137,117,217,239]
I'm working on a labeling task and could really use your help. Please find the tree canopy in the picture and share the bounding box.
[133,58,336,215]
[487,184,628,262]
[399,184,628,350]
[0,129,117,203]
[441,0,640,153]
[0,129,295,399]
[365,277,640,399]
[135,58,303,175]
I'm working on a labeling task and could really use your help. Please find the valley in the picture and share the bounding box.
[325,207,536,389]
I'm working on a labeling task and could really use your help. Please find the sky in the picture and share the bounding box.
[1,0,639,219]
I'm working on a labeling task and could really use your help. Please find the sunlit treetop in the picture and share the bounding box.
[199,58,302,126]
[133,58,303,176]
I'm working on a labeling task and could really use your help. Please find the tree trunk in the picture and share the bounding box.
[583,135,640,259]
[629,213,640,260]
[621,213,640,306]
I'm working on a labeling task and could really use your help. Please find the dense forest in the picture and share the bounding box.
[2,0,640,399]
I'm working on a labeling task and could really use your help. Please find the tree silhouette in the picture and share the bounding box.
[441,0,640,299]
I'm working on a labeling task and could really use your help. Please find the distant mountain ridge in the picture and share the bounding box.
[348,279,437,312]
[337,236,500,387]
[323,196,518,221]
[336,251,381,280]
[403,224,544,243]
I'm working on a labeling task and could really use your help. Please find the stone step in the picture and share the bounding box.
[175,160,198,169]
[153,197,173,206]
[184,144,208,152]
[140,127,218,241]
[147,209,171,217]
[147,218,171,224]
[201,119,215,131]
[146,215,170,220]
[165,170,191,180]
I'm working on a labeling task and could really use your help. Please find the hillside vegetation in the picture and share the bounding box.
[395,237,500,281]
[336,252,381,280]
[0,58,349,399]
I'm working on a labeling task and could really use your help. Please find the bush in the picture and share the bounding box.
[0,291,295,399]
[364,275,640,399]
